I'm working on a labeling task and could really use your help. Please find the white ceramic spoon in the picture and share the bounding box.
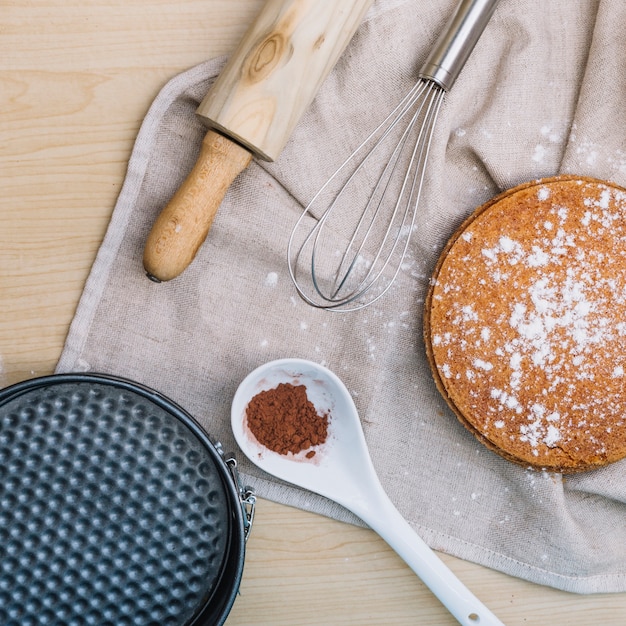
[231,358,504,626]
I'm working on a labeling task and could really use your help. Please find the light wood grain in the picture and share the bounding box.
[1,2,626,624]
[0,0,265,384]
[198,0,374,161]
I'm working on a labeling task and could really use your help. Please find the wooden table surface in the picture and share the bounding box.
[2,2,625,624]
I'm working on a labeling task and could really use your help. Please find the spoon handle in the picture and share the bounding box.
[346,483,504,626]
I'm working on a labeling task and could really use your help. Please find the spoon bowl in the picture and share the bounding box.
[231,358,374,505]
[231,358,503,626]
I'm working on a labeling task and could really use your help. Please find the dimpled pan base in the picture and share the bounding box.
[0,374,236,626]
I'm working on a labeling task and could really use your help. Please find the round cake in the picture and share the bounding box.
[424,175,626,473]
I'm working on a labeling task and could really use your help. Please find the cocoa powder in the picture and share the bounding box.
[245,382,328,456]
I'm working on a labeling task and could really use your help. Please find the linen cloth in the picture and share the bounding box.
[57,0,626,592]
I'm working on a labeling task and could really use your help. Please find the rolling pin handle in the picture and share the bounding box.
[142,129,253,282]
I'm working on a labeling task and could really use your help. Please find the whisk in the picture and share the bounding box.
[288,0,501,311]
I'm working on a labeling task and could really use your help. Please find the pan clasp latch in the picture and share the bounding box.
[220,446,256,540]
[227,456,256,540]
[240,482,257,541]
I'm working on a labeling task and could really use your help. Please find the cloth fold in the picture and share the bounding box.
[57,0,626,592]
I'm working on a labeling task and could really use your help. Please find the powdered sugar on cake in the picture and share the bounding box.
[429,178,626,469]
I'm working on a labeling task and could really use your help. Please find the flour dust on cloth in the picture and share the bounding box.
[57,0,626,593]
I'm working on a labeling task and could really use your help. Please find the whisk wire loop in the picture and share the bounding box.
[326,81,436,301]
[288,79,445,311]
[288,0,500,312]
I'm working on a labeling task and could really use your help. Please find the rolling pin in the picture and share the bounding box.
[143,0,375,282]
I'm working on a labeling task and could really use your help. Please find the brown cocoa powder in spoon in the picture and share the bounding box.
[245,382,328,457]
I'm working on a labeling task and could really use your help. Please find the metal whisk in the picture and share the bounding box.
[288,0,501,311]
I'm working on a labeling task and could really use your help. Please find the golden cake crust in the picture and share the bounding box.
[425,176,626,473]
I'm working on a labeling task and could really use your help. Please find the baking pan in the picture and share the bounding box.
[0,372,255,626]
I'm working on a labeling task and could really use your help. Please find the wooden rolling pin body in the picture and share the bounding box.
[144,0,374,282]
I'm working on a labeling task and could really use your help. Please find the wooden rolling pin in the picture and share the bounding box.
[143,0,374,282]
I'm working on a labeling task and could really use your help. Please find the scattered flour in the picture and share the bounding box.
[541,124,563,143]
[264,272,278,287]
[75,358,91,372]
[537,187,550,201]
[531,123,567,166]
[532,144,547,163]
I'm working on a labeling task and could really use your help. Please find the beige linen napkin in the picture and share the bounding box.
[57,0,626,592]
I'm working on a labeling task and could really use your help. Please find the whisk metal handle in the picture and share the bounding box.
[419,0,501,91]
